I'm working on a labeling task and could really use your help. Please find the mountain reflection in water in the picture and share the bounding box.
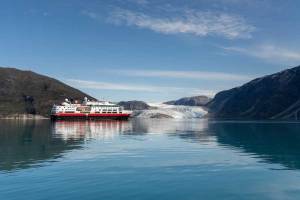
[1,119,300,172]
[0,120,133,172]
[210,122,300,170]
[0,120,83,171]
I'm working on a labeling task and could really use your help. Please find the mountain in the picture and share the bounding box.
[208,66,300,120]
[117,101,150,110]
[164,95,212,106]
[0,67,95,118]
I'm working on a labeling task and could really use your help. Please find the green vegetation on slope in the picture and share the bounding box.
[0,67,95,117]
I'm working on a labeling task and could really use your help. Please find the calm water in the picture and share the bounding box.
[1,119,300,200]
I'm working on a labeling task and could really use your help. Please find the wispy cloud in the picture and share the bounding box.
[127,0,149,5]
[223,45,300,64]
[104,69,252,81]
[107,8,255,39]
[66,79,216,96]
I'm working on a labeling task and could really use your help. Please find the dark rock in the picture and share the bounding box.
[148,113,173,118]
[0,67,95,117]
[164,96,211,106]
[207,66,300,120]
[117,101,150,110]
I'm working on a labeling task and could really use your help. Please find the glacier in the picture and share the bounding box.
[131,103,207,119]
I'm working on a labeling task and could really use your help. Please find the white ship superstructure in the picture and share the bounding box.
[51,97,131,120]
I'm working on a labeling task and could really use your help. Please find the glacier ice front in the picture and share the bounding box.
[132,103,207,119]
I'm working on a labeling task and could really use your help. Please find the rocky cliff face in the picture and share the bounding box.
[208,66,300,120]
[0,67,95,117]
[117,101,150,110]
[164,96,211,106]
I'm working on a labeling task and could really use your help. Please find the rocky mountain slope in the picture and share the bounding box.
[164,95,211,106]
[117,101,150,110]
[208,66,300,120]
[0,67,95,118]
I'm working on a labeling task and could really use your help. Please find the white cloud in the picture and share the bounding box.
[223,45,300,64]
[66,79,216,96]
[104,69,252,81]
[107,8,255,39]
[67,79,157,92]
[127,0,148,5]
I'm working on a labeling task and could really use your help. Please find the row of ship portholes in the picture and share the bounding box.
[62,107,122,113]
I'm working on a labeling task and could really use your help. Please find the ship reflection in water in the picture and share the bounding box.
[2,119,300,199]
[52,119,210,140]
[52,120,133,141]
[0,119,210,172]
[1,119,300,172]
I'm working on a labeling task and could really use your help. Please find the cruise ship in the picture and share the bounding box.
[51,97,131,120]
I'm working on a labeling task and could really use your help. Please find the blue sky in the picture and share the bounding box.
[1,0,300,102]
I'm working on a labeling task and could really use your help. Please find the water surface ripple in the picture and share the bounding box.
[1,119,300,200]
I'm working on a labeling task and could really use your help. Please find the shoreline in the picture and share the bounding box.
[0,114,49,120]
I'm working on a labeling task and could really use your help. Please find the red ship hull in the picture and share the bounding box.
[51,113,130,121]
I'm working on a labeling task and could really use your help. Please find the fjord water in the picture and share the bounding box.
[1,120,300,200]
